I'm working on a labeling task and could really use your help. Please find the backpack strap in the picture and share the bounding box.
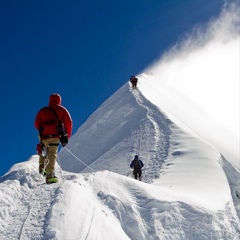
[49,107,60,123]
[48,107,64,131]
[134,159,140,168]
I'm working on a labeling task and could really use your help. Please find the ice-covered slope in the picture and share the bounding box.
[0,156,239,240]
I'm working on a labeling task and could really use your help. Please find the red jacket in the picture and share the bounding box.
[35,94,73,139]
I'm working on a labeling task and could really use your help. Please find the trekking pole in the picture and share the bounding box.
[127,170,133,177]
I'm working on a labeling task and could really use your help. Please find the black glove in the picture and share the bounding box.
[60,131,68,147]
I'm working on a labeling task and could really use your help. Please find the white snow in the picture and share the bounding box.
[0,3,240,240]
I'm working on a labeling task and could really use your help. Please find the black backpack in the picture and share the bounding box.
[134,160,141,169]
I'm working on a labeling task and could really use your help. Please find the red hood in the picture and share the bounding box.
[49,93,61,106]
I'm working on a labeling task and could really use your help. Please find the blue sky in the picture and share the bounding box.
[0,0,224,176]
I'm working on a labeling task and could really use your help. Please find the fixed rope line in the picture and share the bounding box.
[138,118,146,156]
[137,116,141,156]
[63,147,96,192]
[63,147,95,172]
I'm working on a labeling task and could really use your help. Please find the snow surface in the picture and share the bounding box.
[0,3,240,240]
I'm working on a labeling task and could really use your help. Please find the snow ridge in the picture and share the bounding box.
[130,86,171,182]
[59,83,172,184]
[1,163,239,240]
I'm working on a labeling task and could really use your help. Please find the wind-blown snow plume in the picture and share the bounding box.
[143,2,240,169]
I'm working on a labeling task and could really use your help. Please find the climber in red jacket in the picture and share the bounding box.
[35,93,72,184]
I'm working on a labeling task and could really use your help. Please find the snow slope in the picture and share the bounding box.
[0,3,240,240]
[59,83,171,182]
[0,155,239,240]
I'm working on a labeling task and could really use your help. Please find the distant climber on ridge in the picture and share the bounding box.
[130,76,138,89]
[130,155,144,181]
[35,93,72,184]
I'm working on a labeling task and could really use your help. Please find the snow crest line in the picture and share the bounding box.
[130,87,171,182]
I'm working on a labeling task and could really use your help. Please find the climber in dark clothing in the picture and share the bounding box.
[130,155,144,180]
[130,76,138,89]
